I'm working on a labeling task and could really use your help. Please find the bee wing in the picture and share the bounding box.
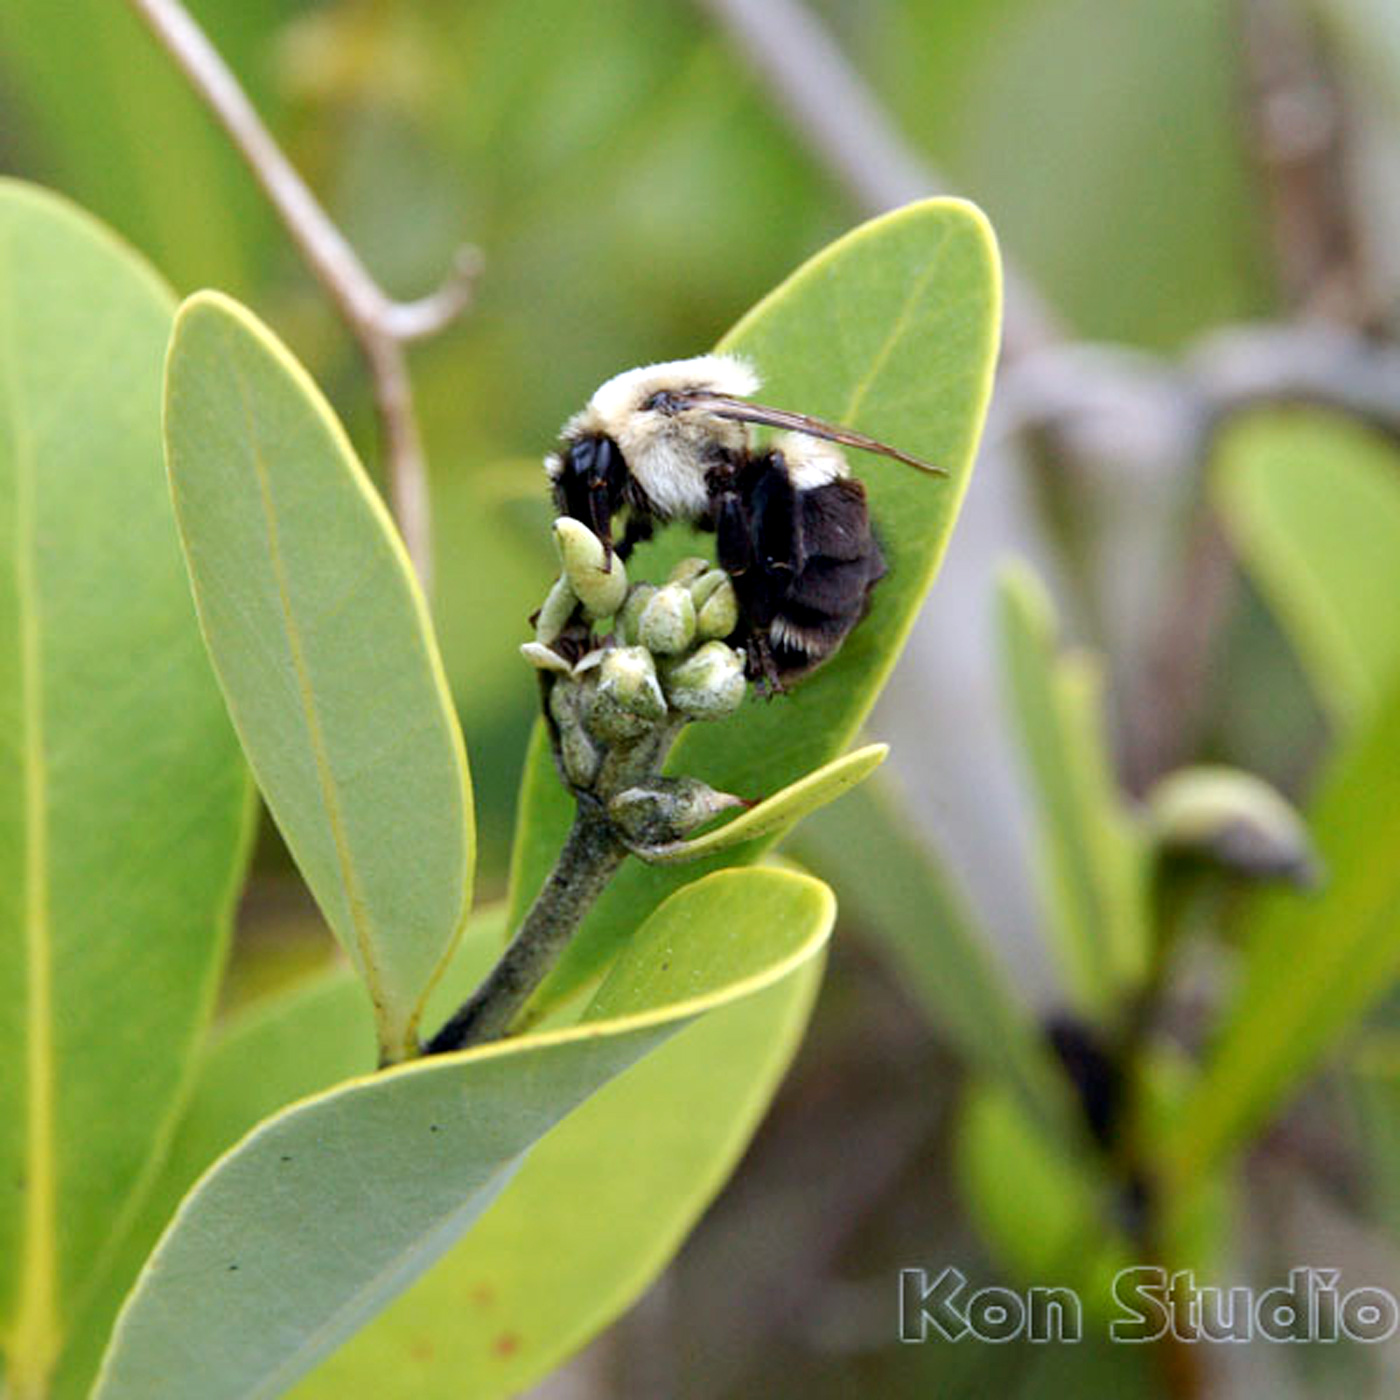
[673,392,947,476]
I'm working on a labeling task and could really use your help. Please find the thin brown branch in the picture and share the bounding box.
[996,320,1400,785]
[687,0,1061,359]
[994,320,1400,447]
[1240,0,1373,325]
[125,0,481,591]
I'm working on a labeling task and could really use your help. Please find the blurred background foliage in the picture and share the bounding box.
[6,0,1400,1395]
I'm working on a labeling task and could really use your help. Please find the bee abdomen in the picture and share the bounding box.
[760,478,886,678]
[767,546,885,674]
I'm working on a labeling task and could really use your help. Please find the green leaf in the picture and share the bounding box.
[505,197,1001,1019]
[93,867,834,1400]
[1214,409,1400,728]
[296,953,822,1398]
[61,904,820,1399]
[51,912,506,1400]
[0,180,250,1392]
[1349,1033,1400,1248]
[997,563,1149,1020]
[164,291,474,1064]
[789,776,1078,1147]
[636,743,887,863]
[0,0,283,294]
[1166,682,1400,1197]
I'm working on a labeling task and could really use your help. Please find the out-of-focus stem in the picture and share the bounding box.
[125,0,481,591]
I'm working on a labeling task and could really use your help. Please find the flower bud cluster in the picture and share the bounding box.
[520,522,751,834]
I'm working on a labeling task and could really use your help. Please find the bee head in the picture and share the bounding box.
[553,355,761,521]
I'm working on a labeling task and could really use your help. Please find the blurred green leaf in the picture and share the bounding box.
[790,776,1077,1145]
[955,1078,1130,1321]
[1349,1033,1400,1248]
[164,290,474,1064]
[0,0,283,295]
[960,1051,1230,1322]
[1214,409,1400,728]
[1013,1338,1163,1400]
[504,197,1002,1021]
[93,867,834,1400]
[996,563,1149,1020]
[428,463,552,887]
[1167,682,1400,1197]
[932,0,1270,347]
[0,179,249,1393]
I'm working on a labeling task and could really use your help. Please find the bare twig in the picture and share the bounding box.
[1240,0,1373,325]
[125,0,481,591]
[994,320,1400,447]
[687,0,1061,359]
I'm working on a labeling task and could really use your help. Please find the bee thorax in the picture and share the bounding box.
[618,422,726,521]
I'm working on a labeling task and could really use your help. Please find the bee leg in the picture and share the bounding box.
[745,631,786,698]
[557,435,627,565]
[714,488,753,577]
[616,512,655,561]
[588,482,616,568]
[747,451,806,577]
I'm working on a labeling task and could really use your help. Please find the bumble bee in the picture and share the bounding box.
[545,355,943,689]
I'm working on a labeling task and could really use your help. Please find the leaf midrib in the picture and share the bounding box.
[223,339,394,1056]
[840,226,952,427]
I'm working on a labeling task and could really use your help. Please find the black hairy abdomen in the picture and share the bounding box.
[716,452,885,682]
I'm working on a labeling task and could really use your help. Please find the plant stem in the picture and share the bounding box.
[124,0,481,591]
[424,802,627,1053]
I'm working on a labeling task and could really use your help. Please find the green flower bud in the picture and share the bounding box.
[1147,766,1319,887]
[609,777,744,847]
[662,641,746,719]
[637,583,697,655]
[534,575,578,644]
[596,646,667,722]
[540,674,602,789]
[695,575,739,640]
[560,722,603,788]
[615,584,656,646]
[546,676,603,786]
[553,517,627,619]
[547,675,578,727]
[667,556,712,588]
[687,567,728,609]
[586,691,653,743]
[519,640,572,674]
